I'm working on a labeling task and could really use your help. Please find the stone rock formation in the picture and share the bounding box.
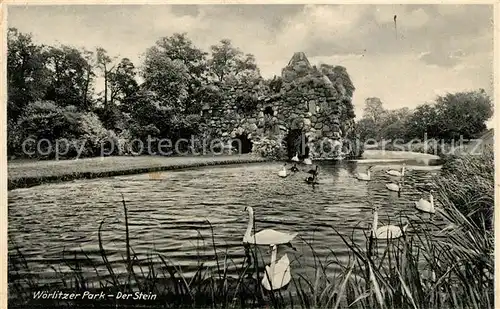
[282,52,313,82]
[199,52,360,160]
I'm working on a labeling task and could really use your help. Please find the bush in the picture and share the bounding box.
[7,119,22,158]
[252,135,286,160]
[94,105,125,130]
[11,101,122,159]
[127,123,161,155]
[117,129,137,155]
[15,101,83,159]
[78,112,121,157]
[311,137,342,158]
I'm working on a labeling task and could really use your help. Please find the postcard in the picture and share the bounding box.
[3,3,496,309]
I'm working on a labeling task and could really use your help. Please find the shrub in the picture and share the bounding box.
[77,112,119,157]
[7,119,22,158]
[16,101,84,159]
[252,135,286,160]
[127,123,161,155]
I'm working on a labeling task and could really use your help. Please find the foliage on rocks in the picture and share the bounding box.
[252,135,287,160]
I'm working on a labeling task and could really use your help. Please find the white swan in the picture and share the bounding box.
[386,163,406,177]
[415,191,436,214]
[278,164,287,178]
[371,206,408,239]
[261,245,291,291]
[356,166,373,181]
[291,153,299,162]
[243,206,298,246]
[386,181,402,193]
[386,182,403,197]
[303,158,313,165]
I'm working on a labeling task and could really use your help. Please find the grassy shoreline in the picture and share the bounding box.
[7,154,269,190]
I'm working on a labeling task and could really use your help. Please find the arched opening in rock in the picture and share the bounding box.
[264,106,274,116]
[232,134,253,154]
[286,129,309,160]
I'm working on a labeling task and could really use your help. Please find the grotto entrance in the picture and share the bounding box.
[232,134,253,154]
[286,129,309,160]
[264,106,274,116]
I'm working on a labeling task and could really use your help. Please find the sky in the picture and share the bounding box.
[7,4,494,123]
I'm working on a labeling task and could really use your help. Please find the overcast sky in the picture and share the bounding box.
[8,4,494,121]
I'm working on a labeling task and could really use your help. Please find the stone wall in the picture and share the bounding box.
[199,52,360,160]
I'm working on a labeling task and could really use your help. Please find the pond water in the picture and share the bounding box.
[8,161,442,287]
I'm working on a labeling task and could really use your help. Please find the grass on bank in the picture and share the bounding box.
[7,154,268,190]
[8,148,494,309]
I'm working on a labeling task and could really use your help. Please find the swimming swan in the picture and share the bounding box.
[386,182,401,192]
[243,206,298,246]
[386,181,403,197]
[415,190,436,214]
[386,163,406,177]
[356,166,373,181]
[371,206,408,239]
[291,153,299,162]
[261,245,291,291]
[303,158,313,165]
[278,164,287,178]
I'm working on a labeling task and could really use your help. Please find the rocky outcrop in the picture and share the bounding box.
[199,52,360,160]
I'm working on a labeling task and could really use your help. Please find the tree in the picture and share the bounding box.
[142,34,206,113]
[357,99,413,141]
[356,117,379,141]
[16,101,82,156]
[363,97,385,123]
[380,107,412,140]
[7,28,51,120]
[123,90,171,143]
[356,97,387,141]
[405,104,440,140]
[142,49,191,109]
[82,49,96,109]
[154,33,208,83]
[268,75,283,93]
[95,57,139,130]
[434,90,493,140]
[95,47,116,108]
[209,39,259,83]
[44,45,93,110]
[404,90,493,141]
[191,84,223,111]
[108,58,139,105]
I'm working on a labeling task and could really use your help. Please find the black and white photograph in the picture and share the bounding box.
[3,3,496,309]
